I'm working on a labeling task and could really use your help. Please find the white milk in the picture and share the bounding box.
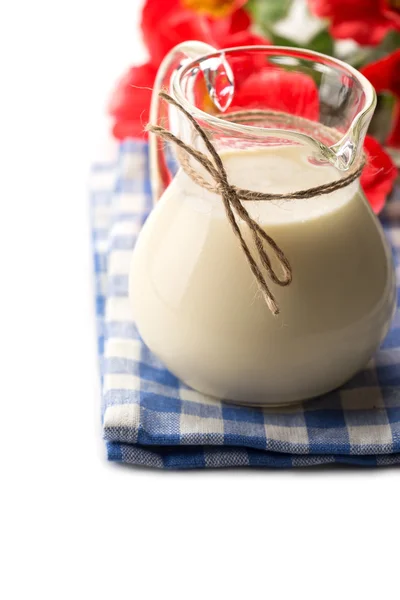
[130,146,396,405]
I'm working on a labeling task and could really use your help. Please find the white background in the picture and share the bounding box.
[1,2,399,599]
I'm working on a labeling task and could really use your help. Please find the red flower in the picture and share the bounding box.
[233,68,320,120]
[108,1,396,214]
[109,63,157,140]
[361,50,400,148]
[141,0,214,68]
[141,0,258,67]
[361,135,397,213]
[308,0,400,46]
[110,0,269,139]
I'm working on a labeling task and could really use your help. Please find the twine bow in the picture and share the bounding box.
[147,91,365,315]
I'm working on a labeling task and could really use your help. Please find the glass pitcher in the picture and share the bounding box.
[129,43,396,406]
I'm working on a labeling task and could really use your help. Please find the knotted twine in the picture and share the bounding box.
[147,91,365,315]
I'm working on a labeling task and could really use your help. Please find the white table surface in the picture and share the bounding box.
[1,1,399,599]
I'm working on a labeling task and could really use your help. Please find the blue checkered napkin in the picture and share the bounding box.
[91,139,400,469]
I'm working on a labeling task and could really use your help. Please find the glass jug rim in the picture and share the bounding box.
[171,45,376,156]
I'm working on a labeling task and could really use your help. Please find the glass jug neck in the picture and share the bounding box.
[171,45,376,172]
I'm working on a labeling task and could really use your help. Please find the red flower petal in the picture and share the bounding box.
[361,50,400,149]
[308,0,400,46]
[225,30,269,48]
[108,63,157,140]
[387,104,400,147]
[218,32,270,87]
[309,0,382,19]
[227,7,251,32]
[233,68,319,120]
[141,0,178,26]
[142,1,216,66]
[382,0,400,29]
[109,63,157,121]
[112,119,148,141]
[141,2,256,66]
[361,50,400,97]
[361,135,397,213]
[330,18,392,46]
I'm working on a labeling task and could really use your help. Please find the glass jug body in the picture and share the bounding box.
[130,45,396,406]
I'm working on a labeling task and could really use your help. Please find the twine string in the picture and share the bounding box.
[147,91,365,315]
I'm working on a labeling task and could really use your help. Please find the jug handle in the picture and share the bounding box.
[149,41,217,204]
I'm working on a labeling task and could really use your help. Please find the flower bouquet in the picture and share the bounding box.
[109,0,399,212]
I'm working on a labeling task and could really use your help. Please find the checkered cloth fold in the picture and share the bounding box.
[91,139,400,469]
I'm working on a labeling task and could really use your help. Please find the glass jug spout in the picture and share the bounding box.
[327,72,377,171]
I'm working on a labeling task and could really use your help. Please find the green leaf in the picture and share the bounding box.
[260,26,300,48]
[377,30,400,54]
[307,29,334,56]
[368,93,397,143]
[354,31,400,68]
[246,0,293,25]
[347,48,375,69]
